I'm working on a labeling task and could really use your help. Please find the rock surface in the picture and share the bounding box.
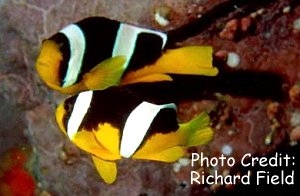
[0,0,300,195]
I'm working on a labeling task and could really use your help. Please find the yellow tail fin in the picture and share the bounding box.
[179,112,214,146]
[132,112,213,163]
[122,46,218,84]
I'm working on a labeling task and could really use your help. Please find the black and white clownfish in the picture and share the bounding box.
[36,16,218,94]
[55,86,213,184]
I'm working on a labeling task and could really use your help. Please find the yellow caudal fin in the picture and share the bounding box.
[122,46,218,85]
[92,155,117,184]
[179,112,214,146]
[154,46,218,76]
[83,56,127,90]
[132,112,213,162]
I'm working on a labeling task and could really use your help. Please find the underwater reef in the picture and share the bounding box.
[1,0,300,195]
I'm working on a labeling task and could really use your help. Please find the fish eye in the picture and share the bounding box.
[62,96,77,128]
[64,101,73,114]
[64,96,77,115]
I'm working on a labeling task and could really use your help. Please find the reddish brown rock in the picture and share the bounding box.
[1,0,300,195]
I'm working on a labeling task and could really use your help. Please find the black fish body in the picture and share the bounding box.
[35,17,217,94]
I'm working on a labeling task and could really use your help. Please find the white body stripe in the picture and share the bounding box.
[60,24,86,87]
[113,23,167,69]
[120,101,176,158]
[67,91,93,140]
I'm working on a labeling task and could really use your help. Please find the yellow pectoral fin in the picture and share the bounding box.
[72,130,121,161]
[93,123,121,157]
[83,56,127,90]
[92,155,117,184]
[121,46,218,84]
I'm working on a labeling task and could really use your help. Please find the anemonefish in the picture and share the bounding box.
[55,86,213,184]
[36,16,218,94]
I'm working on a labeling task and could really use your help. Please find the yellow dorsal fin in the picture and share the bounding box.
[92,155,117,184]
[83,56,126,90]
[122,46,218,85]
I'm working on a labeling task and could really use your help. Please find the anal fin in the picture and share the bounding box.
[92,155,117,184]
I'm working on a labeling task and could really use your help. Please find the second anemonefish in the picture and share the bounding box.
[36,16,218,94]
[55,86,213,184]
